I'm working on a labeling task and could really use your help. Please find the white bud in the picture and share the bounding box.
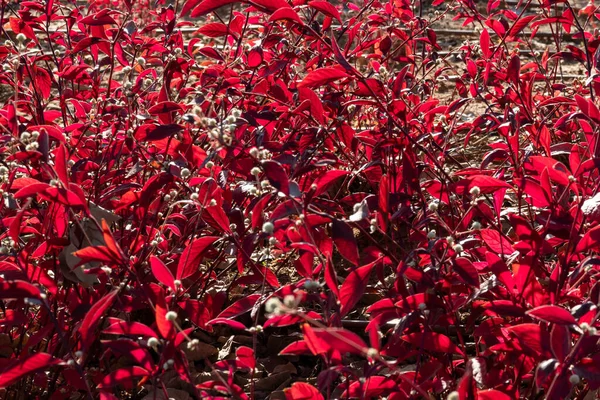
[147,337,159,348]
[180,168,191,178]
[165,311,178,321]
[471,221,481,230]
[452,244,463,253]
[262,221,274,234]
[427,230,437,239]
[428,201,438,212]
[265,297,283,314]
[16,33,27,42]
[249,147,260,158]
[283,294,297,308]
[447,391,460,400]
[366,347,379,358]
[190,193,199,201]
[469,186,481,196]
[251,167,261,176]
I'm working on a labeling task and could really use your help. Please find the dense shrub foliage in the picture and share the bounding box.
[2,0,600,398]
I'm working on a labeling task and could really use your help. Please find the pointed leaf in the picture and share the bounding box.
[297,67,349,88]
[0,353,62,388]
[526,305,576,325]
[331,219,359,266]
[177,236,219,279]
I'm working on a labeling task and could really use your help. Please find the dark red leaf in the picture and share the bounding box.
[401,332,465,356]
[177,236,220,279]
[331,219,359,266]
[339,259,379,317]
[261,160,290,195]
[0,353,62,388]
[308,1,342,23]
[78,289,119,351]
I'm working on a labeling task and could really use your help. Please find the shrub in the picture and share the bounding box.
[0,0,600,398]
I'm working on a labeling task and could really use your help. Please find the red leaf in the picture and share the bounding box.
[177,236,220,279]
[285,382,324,400]
[454,175,511,195]
[480,29,491,58]
[486,252,516,291]
[54,145,69,185]
[147,101,184,115]
[31,66,51,100]
[268,7,304,25]
[204,205,232,234]
[507,323,551,357]
[401,332,465,356]
[0,353,62,388]
[235,346,255,369]
[297,67,349,88]
[215,294,261,319]
[14,182,51,199]
[507,15,537,38]
[308,169,349,196]
[134,124,184,142]
[0,280,42,299]
[247,46,263,68]
[97,366,150,389]
[576,224,600,253]
[103,319,158,338]
[339,259,378,317]
[480,229,515,255]
[261,160,290,195]
[298,88,325,124]
[196,22,234,38]
[78,289,118,351]
[191,0,237,17]
[70,37,109,55]
[331,219,359,266]
[453,257,480,288]
[478,390,512,400]
[150,256,176,291]
[526,305,576,325]
[303,324,368,356]
[41,187,86,207]
[342,376,398,398]
[252,0,291,12]
[80,9,117,25]
[148,283,175,340]
[308,1,342,23]
[507,54,521,84]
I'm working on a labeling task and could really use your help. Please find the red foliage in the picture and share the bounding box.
[0,0,600,398]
